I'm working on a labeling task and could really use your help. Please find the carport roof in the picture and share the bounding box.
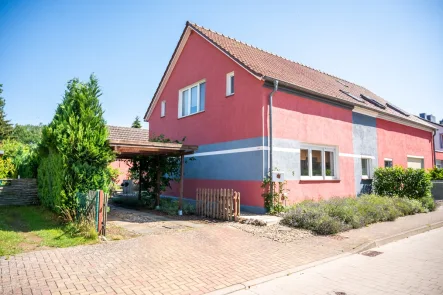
[107,126,197,158]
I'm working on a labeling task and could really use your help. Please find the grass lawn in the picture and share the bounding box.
[0,206,98,257]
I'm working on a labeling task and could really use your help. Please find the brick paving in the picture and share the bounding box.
[1,206,442,295]
[232,227,443,295]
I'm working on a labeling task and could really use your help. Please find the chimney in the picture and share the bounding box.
[419,113,427,119]
[427,114,436,123]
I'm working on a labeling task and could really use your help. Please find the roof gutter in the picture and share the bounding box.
[268,79,278,212]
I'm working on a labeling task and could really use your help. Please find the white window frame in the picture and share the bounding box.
[361,157,372,179]
[440,133,443,149]
[300,144,339,180]
[384,158,393,168]
[407,155,424,169]
[178,79,206,118]
[226,72,234,96]
[161,101,166,117]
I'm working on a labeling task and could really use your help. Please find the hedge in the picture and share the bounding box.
[372,166,434,211]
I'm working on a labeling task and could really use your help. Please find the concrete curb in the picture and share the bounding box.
[205,220,443,295]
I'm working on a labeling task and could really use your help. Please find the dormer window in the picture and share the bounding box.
[226,72,234,96]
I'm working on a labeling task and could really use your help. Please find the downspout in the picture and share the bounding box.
[269,80,279,212]
[432,129,436,167]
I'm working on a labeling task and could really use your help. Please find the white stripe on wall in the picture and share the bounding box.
[186,146,371,158]
[339,153,375,159]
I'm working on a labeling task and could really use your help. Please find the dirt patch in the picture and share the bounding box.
[228,222,314,243]
[106,223,140,241]
[17,233,51,253]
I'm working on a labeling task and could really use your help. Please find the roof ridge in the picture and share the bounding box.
[189,22,363,89]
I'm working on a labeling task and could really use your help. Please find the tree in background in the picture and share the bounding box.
[39,74,115,212]
[0,84,13,141]
[132,116,142,128]
[12,124,44,145]
[1,139,38,178]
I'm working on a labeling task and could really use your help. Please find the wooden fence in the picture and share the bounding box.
[196,188,240,221]
[0,179,38,206]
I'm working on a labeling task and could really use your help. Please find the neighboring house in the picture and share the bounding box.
[418,114,443,168]
[144,22,436,213]
[107,125,149,184]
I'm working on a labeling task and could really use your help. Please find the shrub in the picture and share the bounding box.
[282,195,427,235]
[373,166,433,200]
[429,167,443,180]
[420,196,436,212]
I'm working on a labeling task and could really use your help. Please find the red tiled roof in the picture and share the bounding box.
[107,125,149,144]
[188,23,433,129]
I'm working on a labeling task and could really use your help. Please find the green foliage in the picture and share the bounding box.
[128,134,194,207]
[0,84,13,141]
[0,206,97,257]
[282,195,427,235]
[1,139,38,178]
[38,75,115,213]
[11,124,44,145]
[261,170,288,214]
[373,166,433,199]
[37,152,65,212]
[131,116,142,128]
[429,167,443,180]
[0,157,15,178]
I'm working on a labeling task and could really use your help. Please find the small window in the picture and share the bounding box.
[361,158,371,179]
[226,72,234,96]
[407,156,424,169]
[161,101,166,117]
[440,134,443,149]
[178,80,206,118]
[384,158,393,168]
[300,145,338,180]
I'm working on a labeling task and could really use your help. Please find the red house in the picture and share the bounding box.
[144,22,436,213]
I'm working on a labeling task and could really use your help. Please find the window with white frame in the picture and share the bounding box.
[161,101,166,117]
[384,158,393,168]
[361,157,371,179]
[300,145,338,180]
[226,72,234,96]
[407,156,424,169]
[178,80,206,118]
[440,134,443,149]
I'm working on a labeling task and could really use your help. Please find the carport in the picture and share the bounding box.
[107,126,198,212]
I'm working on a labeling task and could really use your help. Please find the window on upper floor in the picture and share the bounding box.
[407,156,424,169]
[361,157,372,179]
[384,158,393,168]
[178,80,205,118]
[226,72,234,96]
[440,134,443,149]
[161,101,166,117]
[300,144,338,180]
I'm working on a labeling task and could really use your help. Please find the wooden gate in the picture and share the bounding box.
[196,188,240,221]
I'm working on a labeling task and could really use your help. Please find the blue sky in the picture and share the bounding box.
[1,0,442,128]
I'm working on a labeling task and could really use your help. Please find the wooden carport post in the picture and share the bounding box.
[156,156,161,208]
[138,159,142,200]
[178,153,184,214]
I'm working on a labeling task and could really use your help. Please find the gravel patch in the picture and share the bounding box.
[229,222,314,243]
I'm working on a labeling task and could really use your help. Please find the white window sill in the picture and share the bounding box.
[300,177,340,181]
[178,110,205,119]
[361,176,371,180]
[226,93,234,98]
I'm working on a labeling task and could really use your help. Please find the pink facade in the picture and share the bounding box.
[110,160,131,185]
[376,119,433,168]
[144,27,435,212]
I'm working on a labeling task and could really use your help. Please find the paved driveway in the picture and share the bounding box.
[1,206,443,295]
[233,227,443,295]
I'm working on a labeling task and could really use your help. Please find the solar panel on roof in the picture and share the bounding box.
[360,94,386,109]
[386,102,410,117]
[339,90,364,102]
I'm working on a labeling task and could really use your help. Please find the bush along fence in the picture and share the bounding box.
[77,190,108,236]
[196,188,240,221]
[372,166,435,211]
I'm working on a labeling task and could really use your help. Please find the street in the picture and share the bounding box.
[232,227,443,295]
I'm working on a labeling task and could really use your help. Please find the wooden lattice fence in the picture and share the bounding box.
[0,179,38,206]
[196,188,240,221]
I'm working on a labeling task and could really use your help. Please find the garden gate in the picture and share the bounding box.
[77,190,109,235]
